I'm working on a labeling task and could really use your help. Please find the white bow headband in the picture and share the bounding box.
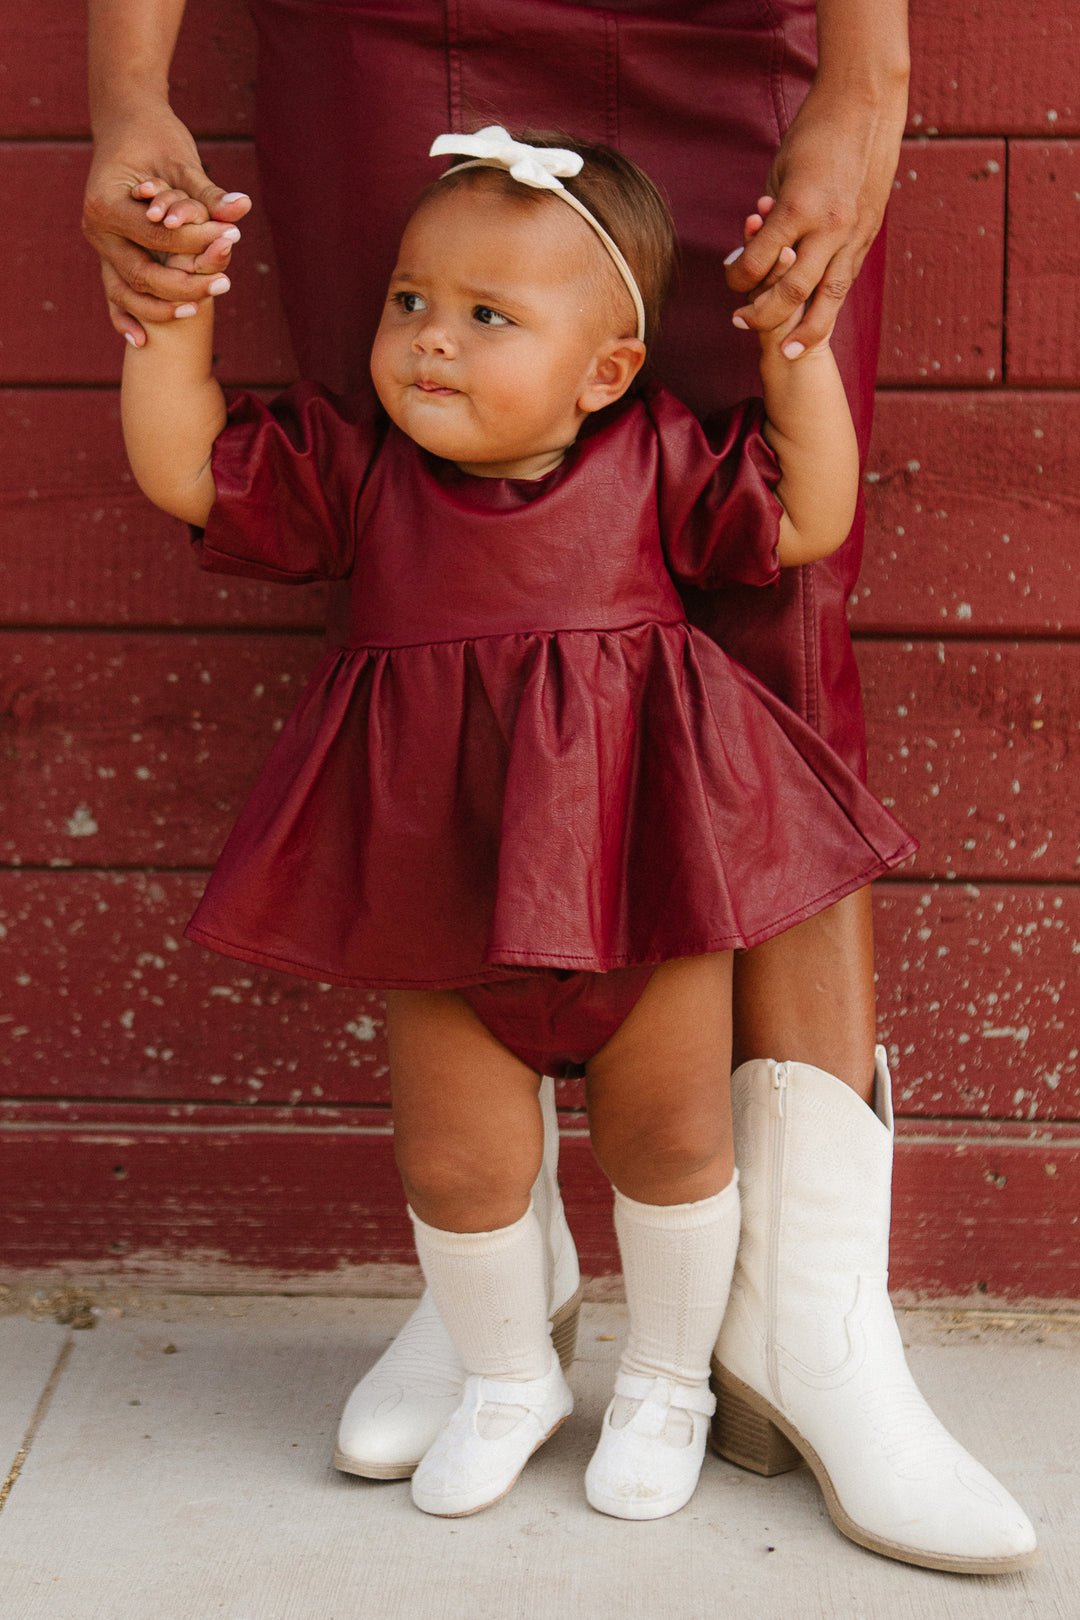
[428,126,647,343]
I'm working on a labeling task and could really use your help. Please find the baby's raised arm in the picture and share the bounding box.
[121,248,226,528]
[753,311,860,568]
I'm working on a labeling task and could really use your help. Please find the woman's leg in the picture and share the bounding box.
[386,988,573,1516]
[583,956,741,1520]
[731,884,877,1100]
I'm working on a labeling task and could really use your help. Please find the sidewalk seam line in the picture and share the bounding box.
[0,1336,74,1515]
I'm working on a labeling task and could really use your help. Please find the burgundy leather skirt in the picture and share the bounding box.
[246,0,883,779]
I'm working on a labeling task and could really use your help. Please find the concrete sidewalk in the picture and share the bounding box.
[1,1293,1076,1620]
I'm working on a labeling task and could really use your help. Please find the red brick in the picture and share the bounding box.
[0,390,323,629]
[880,139,1005,385]
[909,0,1080,136]
[1006,141,1080,384]
[858,390,1080,635]
[4,142,295,385]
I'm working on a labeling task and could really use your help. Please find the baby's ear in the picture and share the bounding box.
[579,337,646,413]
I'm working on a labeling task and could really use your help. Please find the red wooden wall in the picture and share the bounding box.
[2,2,1078,1300]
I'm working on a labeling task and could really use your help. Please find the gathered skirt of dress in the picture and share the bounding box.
[185,618,914,991]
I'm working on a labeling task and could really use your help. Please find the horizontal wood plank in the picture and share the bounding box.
[0,872,391,1108]
[1006,141,1080,385]
[4,143,295,386]
[2,1113,1077,1300]
[0,0,256,138]
[858,390,1080,635]
[9,1,1078,142]
[0,632,322,867]
[0,391,325,628]
[890,1123,1080,1301]
[5,137,1007,390]
[2,872,1077,1121]
[4,387,1074,636]
[3,633,1076,879]
[860,641,1080,882]
[874,884,1079,1120]
[908,2,1080,136]
[878,140,1005,386]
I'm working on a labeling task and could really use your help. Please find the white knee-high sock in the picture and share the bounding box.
[409,1203,553,1382]
[614,1172,741,1391]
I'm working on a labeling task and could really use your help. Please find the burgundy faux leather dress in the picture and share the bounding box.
[246,0,882,779]
[185,382,913,1071]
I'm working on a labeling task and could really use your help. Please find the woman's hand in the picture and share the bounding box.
[83,100,251,344]
[726,68,908,357]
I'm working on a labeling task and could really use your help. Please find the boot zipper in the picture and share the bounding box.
[765,1061,788,1403]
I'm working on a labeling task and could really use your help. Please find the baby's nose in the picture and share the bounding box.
[413,318,455,355]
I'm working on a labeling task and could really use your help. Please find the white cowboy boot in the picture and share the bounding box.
[335,1075,581,1478]
[711,1049,1039,1574]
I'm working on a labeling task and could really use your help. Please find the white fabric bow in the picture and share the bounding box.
[427,125,648,340]
[429,126,584,192]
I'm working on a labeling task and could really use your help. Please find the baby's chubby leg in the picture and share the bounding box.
[584,954,741,1520]
[388,986,546,1232]
[387,989,573,1516]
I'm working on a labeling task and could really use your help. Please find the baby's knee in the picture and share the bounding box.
[593,1115,731,1204]
[395,1136,533,1232]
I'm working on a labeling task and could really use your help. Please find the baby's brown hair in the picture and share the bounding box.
[427,129,677,349]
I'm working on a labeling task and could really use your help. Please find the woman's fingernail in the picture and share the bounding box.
[782,340,806,359]
[724,246,744,266]
[220,227,242,243]
[732,315,750,330]
[174,304,199,319]
[221,193,250,205]
[207,277,231,296]
[779,245,797,267]
[124,332,138,347]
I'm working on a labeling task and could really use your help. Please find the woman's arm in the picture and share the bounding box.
[726,0,910,356]
[84,0,250,343]
[758,319,859,567]
[121,296,226,526]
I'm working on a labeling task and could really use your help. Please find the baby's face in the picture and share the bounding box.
[370,181,639,479]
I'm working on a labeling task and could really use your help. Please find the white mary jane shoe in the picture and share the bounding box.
[410,1355,573,1518]
[335,1077,582,1480]
[585,1374,716,1521]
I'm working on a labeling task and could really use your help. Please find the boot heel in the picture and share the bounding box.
[550,1286,583,1371]
[710,1370,802,1477]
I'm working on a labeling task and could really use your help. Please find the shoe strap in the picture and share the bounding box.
[473,1362,562,1410]
[613,1373,716,1418]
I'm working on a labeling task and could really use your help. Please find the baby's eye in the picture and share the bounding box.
[393,291,427,314]
[473,305,511,327]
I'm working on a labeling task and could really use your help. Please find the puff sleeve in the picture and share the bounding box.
[648,386,783,592]
[193,383,384,583]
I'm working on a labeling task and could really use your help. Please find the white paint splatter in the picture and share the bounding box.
[64,804,99,838]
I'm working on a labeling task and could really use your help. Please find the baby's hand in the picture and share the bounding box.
[755,300,835,365]
[128,178,239,323]
[728,199,818,359]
